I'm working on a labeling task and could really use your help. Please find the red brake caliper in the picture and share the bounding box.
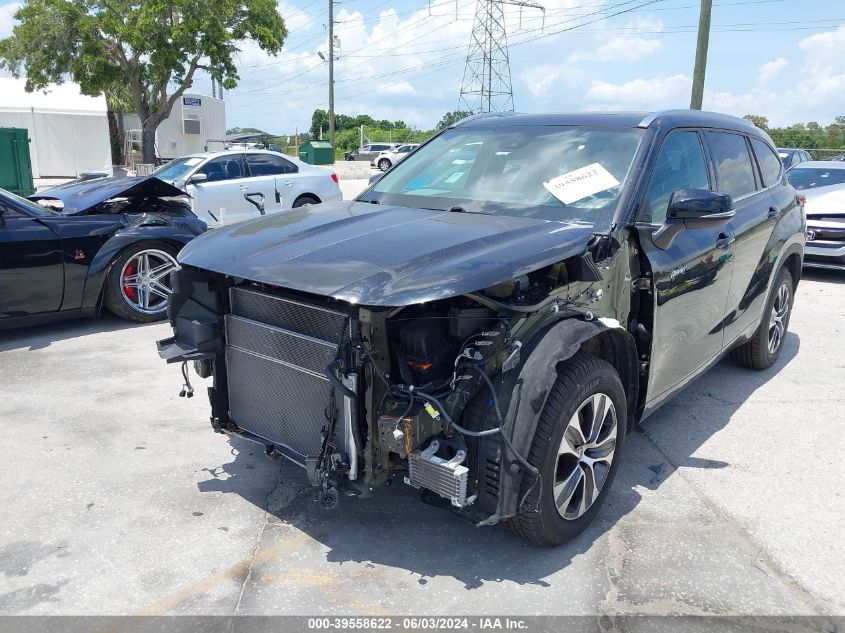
[124,263,137,300]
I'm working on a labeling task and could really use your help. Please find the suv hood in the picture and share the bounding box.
[30,176,187,215]
[178,200,594,306]
[803,185,845,217]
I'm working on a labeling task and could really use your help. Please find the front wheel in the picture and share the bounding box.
[731,267,794,369]
[103,243,179,322]
[378,158,391,171]
[506,355,627,546]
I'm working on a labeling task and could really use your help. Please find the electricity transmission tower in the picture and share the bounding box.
[458,0,544,114]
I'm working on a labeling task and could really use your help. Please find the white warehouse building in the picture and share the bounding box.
[122,93,226,161]
[0,77,112,179]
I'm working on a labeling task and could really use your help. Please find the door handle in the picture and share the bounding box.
[238,185,249,191]
[767,206,780,219]
[716,232,735,249]
[284,181,294,187]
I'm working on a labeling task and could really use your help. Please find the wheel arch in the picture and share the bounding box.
[81,230,190,310]
[477,317,638,526]
[293,193,321,207]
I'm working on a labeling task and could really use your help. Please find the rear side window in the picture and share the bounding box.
[246,154,296,176]
[706,132,757,199]
[642,131,710,225]
[751,138,783,187]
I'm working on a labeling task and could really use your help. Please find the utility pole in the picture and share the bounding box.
[690,0,712,110]
[328,0,336,154]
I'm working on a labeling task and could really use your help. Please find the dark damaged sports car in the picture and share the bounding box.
[159,111,804,545]
[0,177,206,330]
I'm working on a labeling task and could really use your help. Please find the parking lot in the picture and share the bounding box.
[0,269,842,617]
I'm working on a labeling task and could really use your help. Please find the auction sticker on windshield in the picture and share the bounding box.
[543,163,620,205]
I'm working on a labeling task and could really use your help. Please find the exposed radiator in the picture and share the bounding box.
[225,286,352,464]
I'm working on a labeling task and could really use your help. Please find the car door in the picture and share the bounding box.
[717,134,790,347]
[243,153,299,213]
[0,200,64,318]
[187,155,250,226]
[635,129,736,402]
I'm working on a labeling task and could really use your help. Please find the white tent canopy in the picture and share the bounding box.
[0,78,112,179]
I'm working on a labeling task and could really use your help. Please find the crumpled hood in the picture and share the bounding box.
[178,200,594,306]
[803,185,845,217]
[30,176,187,215]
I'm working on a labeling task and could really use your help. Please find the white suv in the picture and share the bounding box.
[373,144,420,171]
[152,150,342,227]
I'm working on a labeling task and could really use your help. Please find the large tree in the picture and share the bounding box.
[0,0,286,164]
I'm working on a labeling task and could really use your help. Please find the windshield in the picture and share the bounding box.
[1,189,54,216]
[359,125,644,228]
[786,166,845,190]
[152,156,205,182]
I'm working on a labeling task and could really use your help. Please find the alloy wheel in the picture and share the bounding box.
[554,393,618,520]
[120,249,178,315]
[767,281,791,355]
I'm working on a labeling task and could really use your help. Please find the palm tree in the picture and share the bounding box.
[104,83,135,165]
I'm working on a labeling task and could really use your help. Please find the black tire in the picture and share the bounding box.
[731,267,794,370]
[103,242,179,323]
[506,354,627,546]
[292,195,319,208]
[378,158,392,171]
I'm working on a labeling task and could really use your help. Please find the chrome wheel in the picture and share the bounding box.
[767,281,791,356]
[119,249,178,315]
[554,393,618,520]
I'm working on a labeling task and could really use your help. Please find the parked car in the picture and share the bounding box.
[777,147,812,169]
[786,160,845,270]
[152,149,341,228]
[159,110,804,545]
[1,177,206,329]
[373,143,421,171]
[344,143,399,163]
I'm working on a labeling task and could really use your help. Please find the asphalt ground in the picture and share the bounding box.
[0,269,843,619]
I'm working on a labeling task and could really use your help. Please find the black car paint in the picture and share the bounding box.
[177,201,596,306]
[161,110,804,525]
[29,176,187,214]
[0,183,206,329]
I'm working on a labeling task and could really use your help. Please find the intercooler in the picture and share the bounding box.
[224,286,353,465]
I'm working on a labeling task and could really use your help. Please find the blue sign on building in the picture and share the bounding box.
[183,97,202,107]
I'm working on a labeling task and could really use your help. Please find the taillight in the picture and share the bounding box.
[330,173,338,184]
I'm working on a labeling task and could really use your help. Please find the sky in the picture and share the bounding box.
[1,0,844,134]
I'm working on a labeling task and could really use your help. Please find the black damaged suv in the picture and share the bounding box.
[159,110,804,545]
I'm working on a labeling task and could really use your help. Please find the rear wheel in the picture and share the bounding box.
[292,195,320,208]
[103,243,178,322]
[731,268,794,369]
[506,355,626,546]
[378,158,392,171]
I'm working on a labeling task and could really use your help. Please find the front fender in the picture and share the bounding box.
[81,221,205,309]
[477,317,637,525]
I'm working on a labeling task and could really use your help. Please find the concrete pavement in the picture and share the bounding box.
[0,271,842,616]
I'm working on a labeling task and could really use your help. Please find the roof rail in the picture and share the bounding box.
[637,110,678,128]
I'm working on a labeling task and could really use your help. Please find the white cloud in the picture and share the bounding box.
[0,2,21,38]
[376,81,415,95]
[587,73,690,104]
[758,57,787,83]
[522,63,585,98]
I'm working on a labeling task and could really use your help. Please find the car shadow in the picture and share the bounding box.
[197,332,800,589]
[0,314,154,352]
[801,269,845,285]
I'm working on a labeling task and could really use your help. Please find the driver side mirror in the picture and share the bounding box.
[188,173,208,185]
[653,188,735,249]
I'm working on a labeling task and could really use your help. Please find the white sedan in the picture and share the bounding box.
[152,149,342,227]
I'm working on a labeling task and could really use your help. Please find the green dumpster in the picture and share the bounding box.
[298,140,334,165]
[0,128,35,196]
